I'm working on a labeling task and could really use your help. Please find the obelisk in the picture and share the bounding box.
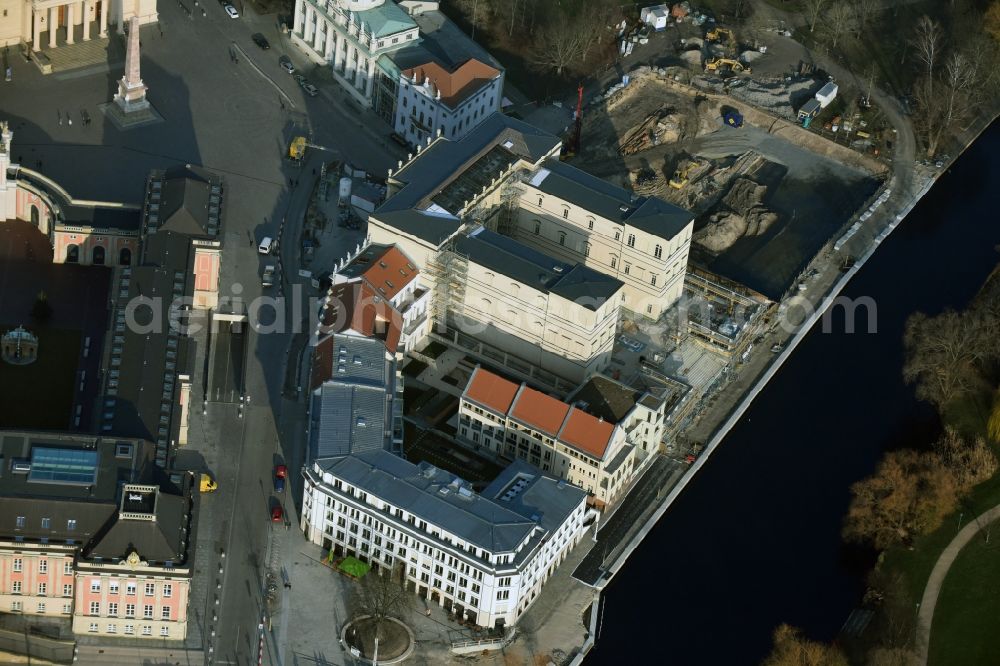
[114,17,149,113]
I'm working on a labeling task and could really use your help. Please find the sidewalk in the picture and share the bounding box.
[915,504,1000,665]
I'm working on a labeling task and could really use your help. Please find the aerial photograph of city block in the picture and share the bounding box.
[0,0,998,664]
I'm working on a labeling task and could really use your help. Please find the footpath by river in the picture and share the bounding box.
[587,121,1000,664]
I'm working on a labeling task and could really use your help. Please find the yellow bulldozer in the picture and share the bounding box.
[705,58,750,74]
[705,27,734,43]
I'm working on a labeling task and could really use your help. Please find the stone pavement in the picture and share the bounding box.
[915,505,1000,665]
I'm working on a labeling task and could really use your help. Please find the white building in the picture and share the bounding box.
[458,367,674,507]
[0,0,157,49]
[396,58,503,146]
[300,449,591,629]
[329,243,430,353]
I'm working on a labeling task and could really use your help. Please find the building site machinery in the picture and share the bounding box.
[705,27,734,43]
[705,58,750,74]
[287,136,335,165]
[669,160,704,189]
[561,84,585,160]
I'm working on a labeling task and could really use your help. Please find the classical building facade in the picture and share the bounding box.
[458,367,643,507]
[300,449,591,629]
[0,432,194,641]
[0,0,157,50]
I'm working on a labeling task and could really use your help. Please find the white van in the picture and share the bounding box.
[258,236,274,255]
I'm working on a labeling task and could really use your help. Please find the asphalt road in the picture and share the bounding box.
[0,0,402,662]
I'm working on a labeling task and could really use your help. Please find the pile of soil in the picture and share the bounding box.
[693,177,776,253]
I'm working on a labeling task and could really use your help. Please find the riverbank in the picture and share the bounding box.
[572,113,999,663]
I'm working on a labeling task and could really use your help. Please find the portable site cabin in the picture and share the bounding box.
[640,4,670,30]
[815,81,838,108]
[798,98,821,126]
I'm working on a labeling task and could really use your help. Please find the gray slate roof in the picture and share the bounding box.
[453,227,622,308]
[482,459,587,541]
[310,335,395,464]
[375,113,561,246]
[533,158,692,240]
[329,450,541,554]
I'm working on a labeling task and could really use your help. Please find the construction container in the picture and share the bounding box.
[797,98,821,123]
[815,81,838,108]
[640,4,670,30]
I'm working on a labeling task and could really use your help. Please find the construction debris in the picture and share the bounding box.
[694,76,815,122]
[619,109,684,155]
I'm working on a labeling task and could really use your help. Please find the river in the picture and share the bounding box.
[588,120,1000,665]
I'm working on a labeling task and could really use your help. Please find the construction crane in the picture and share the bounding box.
[705,58,750,74]
[561,84,584,160]
[287,136,336,165]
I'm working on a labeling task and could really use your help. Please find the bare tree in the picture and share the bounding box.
[852,0,881,35]
[802,0,831,34]
[351,564,412,644]
[824,3,856,49]
[911,15,943,95]
[527,20,584,76]
[762,624,849,666]
[989,390,1000,443]
[935,427,998,493]
[903,310,991,407]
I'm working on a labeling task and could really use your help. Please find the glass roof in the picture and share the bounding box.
[29,447,99,485]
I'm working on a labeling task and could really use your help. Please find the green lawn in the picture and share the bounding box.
[927,519,1000,666]
[0,328,81,430]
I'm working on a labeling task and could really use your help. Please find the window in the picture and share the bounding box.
[558,231,566,246]
[15,516,25,528]
[124,624,134,635]
[125,603,135,618]
[624,263,631,275]
[647,304,654,314]
[588,218,594,230]
[627,234,636,247]
[89,622,99,633]
[562,208,569,219]
[62,603,71,614]
[109,581,119,594]
[41,518,51,529]
[13,558,21,572]
[63,584,72,597]
[160,626,170,637]
[37,602,45,613]
[90,601,100,615]
[90,579,101,593]
[144,583,155,596]
[63,562,72,575]
[614,230,621,241]
[497,590,510,600]
[12,581,21,594]
[109,603,118,616]
[142,625,152,636]
[583,242,591,257]
[126,582,136,596]
[651,275,657,286]
[11,601,21,611]
[162,584,172,598]
[611,257,617,270]
[162,606,171,620]
[38,583,46,595]
[107,624,117,634]
[533,220,540,235]
[143,605,154,619]
[67,519,77,531]
[38,559,47,574]
[654,244,663,259]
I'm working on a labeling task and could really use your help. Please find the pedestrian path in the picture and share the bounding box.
[915,503,1000,664]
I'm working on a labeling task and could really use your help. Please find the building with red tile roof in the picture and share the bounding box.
[459,367,639,507]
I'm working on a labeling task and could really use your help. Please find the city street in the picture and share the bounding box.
[0,2,401,664]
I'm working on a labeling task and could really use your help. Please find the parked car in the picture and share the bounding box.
[252,33,270,50]
[258,236,274,255]
[273,473,285,493]
[270,505,283,522]
[275,464,288,479]
[280,58,295,74]
[302,83,318,97]
[261,264,276,287]
[293,74,307,86]
[224,4,239,18]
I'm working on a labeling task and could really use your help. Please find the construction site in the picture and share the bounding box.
[571,59,885,299]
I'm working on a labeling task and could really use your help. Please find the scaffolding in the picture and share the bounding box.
[678,265,773,359]
[425,241,468,329]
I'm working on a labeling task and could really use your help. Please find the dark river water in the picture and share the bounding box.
[589,120,1000,665]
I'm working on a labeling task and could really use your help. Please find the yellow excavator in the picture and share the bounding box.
[705,58,750,74]
[669,160,702,189]
[705,27,734,43]
[288,136,335,163]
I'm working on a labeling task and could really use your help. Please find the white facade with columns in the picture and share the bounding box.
[291,0,420,107]
[0,0,156,49]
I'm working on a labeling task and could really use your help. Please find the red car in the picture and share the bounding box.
[271,505,283,522]
[275,464,288,479]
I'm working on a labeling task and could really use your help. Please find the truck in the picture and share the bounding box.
[262,265,276,288]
